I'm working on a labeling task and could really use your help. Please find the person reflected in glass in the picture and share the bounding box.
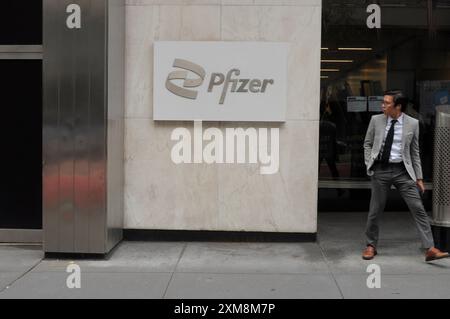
[319,102,344,197]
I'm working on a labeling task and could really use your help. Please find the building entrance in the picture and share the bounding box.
[0,1,43,242]
[318,0,450,213]
[0,60,42,231]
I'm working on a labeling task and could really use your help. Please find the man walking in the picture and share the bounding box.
[362,90,449,262]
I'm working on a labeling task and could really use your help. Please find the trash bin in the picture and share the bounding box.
[431,105,450,251]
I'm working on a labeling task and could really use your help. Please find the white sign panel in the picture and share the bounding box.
[347,96,367,112]
[368,96,384,112]
[154,41,288,122]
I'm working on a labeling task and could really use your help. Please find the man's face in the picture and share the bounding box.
[382,95,400,117]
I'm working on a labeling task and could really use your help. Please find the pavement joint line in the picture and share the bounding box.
[151,272,344,276]
[0,257,44,295]
[162,242,188,299]
[21,270,450,276]
[333,273,450,277]
[29,271,177,274]
[316,270,450,276]
[14,270,348,275]
[316,238,345,299]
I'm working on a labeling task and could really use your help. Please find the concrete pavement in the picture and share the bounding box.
[0,212,449,299]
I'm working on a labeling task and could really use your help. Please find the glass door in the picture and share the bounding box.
[319,0,450,211]
[0,1,43,241]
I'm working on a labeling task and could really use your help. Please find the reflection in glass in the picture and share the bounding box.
[320,0,450,183]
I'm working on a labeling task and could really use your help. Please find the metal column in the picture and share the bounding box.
[43,0,124,256]
[431,105,450,251]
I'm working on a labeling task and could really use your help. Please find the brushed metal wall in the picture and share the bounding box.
[106,0,125,252]
[43,0,124,254]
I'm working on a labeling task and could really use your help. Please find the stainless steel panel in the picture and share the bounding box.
[432,105,450,227]
[73,0,92,253]
[43,0,124,254]
[106,0,125,252]
[58,0,76,252]
[43,0,61,253]
[88,0,108,254]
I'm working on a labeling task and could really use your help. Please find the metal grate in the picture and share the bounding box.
[433,126,450,206]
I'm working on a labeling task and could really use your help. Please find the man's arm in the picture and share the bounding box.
[411,121,423,180]
[363,116,375,167]
[410,122,425,193]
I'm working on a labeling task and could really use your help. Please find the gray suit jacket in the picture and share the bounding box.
[363,113,423,181]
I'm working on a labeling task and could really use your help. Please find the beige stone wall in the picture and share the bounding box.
[124,0,322,233]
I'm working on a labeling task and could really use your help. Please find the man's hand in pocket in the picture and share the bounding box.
[416,179,425,194]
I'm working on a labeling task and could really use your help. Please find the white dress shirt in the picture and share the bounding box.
[380,113,403,163]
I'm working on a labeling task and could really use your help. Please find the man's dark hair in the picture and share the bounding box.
[384,90,408,112]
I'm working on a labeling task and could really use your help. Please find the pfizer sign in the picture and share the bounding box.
[154,41,288,122]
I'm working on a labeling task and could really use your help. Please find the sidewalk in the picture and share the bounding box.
[1,212,449,299]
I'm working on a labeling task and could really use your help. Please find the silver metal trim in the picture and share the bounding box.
[0,45,43,53]
[319,180,433,189]
[0,46,43,59]
[431,220,450,227]
[43,0,124,254]
[0,229,43,243]
[0,52,43,59]
[0,45,43,59]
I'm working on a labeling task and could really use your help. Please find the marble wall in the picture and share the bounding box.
[124,0,322,233]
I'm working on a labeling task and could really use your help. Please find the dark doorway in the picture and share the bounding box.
[0,60,42,229]
[0,1,43,45]
[318,0,450,212]
[0,0,43,230]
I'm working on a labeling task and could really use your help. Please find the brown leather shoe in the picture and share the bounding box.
[362,245,377,260]
[425,247,450,262]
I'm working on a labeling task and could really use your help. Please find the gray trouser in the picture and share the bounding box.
[365,162,434,249]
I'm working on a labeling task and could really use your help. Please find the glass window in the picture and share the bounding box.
[319,0,450,210]
[0,1,43,45]
[0,60,42,229]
